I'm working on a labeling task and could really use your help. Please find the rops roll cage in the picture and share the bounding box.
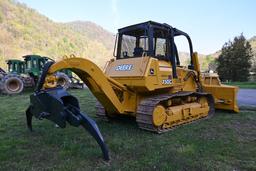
[114,21,194,78]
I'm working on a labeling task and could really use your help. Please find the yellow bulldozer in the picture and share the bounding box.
[26,21,239,160]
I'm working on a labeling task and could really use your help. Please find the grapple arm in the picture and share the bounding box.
[26,62,109,160]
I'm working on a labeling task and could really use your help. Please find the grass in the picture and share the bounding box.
[0,89,256,171]
[224,82,256,89]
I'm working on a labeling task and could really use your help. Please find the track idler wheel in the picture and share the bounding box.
[152,105,167,126]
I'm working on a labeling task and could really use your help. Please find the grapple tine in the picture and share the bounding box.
[68,107,110,160]
[26,106,33,131]
[80,115,110,160]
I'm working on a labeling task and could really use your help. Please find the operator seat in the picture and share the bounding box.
[133,47,143,57]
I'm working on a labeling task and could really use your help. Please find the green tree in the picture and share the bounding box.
[217,34,253,82]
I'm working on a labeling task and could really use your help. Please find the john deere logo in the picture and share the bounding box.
[115,64,133,71]
[150,68,154,75]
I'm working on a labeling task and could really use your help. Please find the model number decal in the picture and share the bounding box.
[162,79,172,85]
[115,64,133,71]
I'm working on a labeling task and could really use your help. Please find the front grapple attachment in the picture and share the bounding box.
[26,87,109,161]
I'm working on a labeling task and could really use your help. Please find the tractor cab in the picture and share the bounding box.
[6,59,25,74]
[23,55,52,77]
[114,21,194,78]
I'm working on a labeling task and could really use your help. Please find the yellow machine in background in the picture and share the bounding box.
[201,73,239,112]
[42,21,239,133]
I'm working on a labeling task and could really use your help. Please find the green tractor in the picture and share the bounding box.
[0,55,74,95]
[0,59,26,94]
[23,55,83,89]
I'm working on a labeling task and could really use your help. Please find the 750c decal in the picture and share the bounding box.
[162,79,172,85]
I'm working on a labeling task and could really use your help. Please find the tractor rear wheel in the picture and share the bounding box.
[55,72,71,90]
[1,74,24,95]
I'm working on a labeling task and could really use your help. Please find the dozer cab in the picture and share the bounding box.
[26,21,239,160]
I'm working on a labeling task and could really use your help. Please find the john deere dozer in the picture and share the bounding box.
[26,21,239,160]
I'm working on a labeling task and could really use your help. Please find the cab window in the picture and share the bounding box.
[8,64,13,72]
[39,60,45,69]
[33,60,37,68]
[119,30,149,59]
[14,63,17,72]
[27,60,32,69]
[152,28,169,60]
[120,35,136,58]
[154,38,166,57]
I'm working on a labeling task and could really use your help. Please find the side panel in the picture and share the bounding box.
[105,57,150,77]
[105,57,173,91]
[105,56,199,93]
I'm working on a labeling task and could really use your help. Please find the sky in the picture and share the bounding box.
[18,0,256,54]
